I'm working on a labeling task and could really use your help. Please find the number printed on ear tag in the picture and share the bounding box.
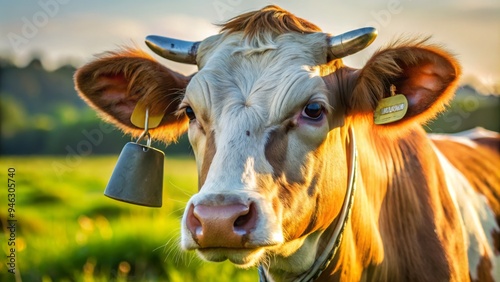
[130,101,165,129]
[373,94,408,125]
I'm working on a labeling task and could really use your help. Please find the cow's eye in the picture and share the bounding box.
[185,106,196,121]
[302,103,323,120]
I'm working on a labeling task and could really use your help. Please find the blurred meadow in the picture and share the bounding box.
[0,156,258,281]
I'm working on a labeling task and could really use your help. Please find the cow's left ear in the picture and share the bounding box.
[348,39,461,127]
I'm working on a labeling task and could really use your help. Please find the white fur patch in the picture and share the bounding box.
[428,133,478,149]
[432,143,500,280]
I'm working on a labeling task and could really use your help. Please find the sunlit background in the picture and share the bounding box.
[0,0,499,281]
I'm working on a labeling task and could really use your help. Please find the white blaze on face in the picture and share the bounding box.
[184,31,331,185]
[241,157,257,189]
[179,31,336,267]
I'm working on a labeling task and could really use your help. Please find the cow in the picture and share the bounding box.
[74,5,500,282]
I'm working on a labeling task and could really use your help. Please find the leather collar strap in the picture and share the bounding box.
[259,127,358,282]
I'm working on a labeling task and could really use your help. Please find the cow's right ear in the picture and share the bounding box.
[74,48,192,142]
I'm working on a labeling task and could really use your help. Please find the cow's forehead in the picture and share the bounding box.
[184,32,330,128]
[196,31,328,68]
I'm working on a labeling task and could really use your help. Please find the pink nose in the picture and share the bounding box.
[186,203,257,248]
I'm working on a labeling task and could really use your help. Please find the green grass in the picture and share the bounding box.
[0,156,257,281]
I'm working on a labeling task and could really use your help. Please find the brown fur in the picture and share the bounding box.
[315,35,497,280]
[199,130,216,189]
[348,38,461,134]
[433,138,500,217]
[314,36,473,279]
[74,48,190,142]
[434,136,500,282]
[264,126,289,179]
[433,137,500,282]
[305,121,483,282]
[220,5,322,38]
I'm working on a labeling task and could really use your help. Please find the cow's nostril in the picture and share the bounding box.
[233,203,257,235]
[187,204,203,237]
[234,213,250,227]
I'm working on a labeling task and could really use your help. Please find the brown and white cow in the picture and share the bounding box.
[75,5,500,282]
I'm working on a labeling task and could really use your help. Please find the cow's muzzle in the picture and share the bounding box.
[186,203,257,248]
[181,192,283,251]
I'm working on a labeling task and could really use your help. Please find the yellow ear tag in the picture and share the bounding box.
[130,101,165,129]
[374,85,408,125]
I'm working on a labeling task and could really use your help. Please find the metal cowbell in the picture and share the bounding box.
[104,142,164,207]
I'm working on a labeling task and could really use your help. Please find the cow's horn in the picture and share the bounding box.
[145,35,200,65]
[327,27,378,60]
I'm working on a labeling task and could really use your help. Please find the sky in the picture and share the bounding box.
[1,0,499,93]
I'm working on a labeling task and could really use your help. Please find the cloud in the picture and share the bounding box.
[147,14,220,40]
[1,11,216,73]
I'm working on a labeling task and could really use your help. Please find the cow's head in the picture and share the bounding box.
[75,5,459,276]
